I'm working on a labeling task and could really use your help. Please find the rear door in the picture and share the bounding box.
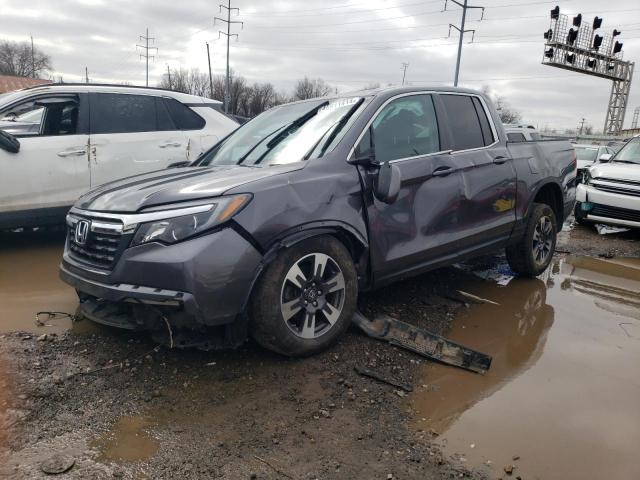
[0,93,90,224]
[88,93,188,187]
[437,93,517,251]
[354,93,465,283]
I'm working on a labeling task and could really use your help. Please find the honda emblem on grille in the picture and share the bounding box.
[74,220,90,245]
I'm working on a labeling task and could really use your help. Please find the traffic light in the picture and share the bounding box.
[544,48,554,59]
[593,34,603,50]
[587,59,597,69]
[544,29,553,40]
[613,41,623,54]
[573,14,582,27]
[593,16,602,30]
[613,29,621,37]
[567,28,578,45]
[550,6,560,19]
[566,53,575,64]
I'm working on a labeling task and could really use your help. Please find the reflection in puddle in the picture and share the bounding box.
[410,256,640,479]
[0,231,81,334]
[94,415,159,463]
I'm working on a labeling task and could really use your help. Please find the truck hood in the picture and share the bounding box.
[589,162,640,182]
[76,164,303,212]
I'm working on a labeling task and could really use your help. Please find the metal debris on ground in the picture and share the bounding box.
[40,454,75,475]
[456,290,500,305]
[352,312,492,374]
[354,366,413,392]
[35,311,76,328]
[595,224,629,235]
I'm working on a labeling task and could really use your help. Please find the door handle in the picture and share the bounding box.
[159,142,182,148]
[57,149,87,157]
[493,155,508,165]
[432,166,454,177]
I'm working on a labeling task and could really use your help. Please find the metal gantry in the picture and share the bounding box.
[542,7,634,135]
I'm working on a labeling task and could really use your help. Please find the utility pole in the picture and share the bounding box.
[206,43,214,99]
[136,28,157,87]
[578,117,586,135]
[445,0,485,87]
[30,36,36,79]
[166,64,172,89]
[401,62,409,85]
[215,1,243,113]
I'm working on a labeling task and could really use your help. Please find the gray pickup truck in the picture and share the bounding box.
[60,86,576,356]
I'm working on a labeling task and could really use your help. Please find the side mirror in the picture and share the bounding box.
[167,160,191,169]
[0,129,20,153]
[599,153,612,163]
[374,162,401,204]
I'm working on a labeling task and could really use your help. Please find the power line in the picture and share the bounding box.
[445,0,485,86]
[401,62,410,85]
[30,35,36,79]
[136,28,157,87]
[215,1,243,113]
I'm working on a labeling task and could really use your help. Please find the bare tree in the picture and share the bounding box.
[481,85,522,124]
[293,77,332,100]
[0,40,52,78]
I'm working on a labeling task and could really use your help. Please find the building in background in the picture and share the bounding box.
[0,75,52,94]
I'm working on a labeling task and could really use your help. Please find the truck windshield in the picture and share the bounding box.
[198,97,365,167]
[613,138,640,164]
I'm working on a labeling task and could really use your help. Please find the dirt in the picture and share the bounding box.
[0,220,638,479]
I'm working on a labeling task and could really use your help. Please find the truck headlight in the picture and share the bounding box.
[582,169,592,185]
[131,194,251,246]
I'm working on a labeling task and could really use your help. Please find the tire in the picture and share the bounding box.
[506,203,557,277]
[250,235,358,357]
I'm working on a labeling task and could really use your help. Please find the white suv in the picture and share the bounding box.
[0,84,238,229]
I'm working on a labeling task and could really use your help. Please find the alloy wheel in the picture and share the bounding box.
[532,215,554,266]
[280,252,346,339]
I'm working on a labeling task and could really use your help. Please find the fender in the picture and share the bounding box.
[238,221,370,314]
[510,178,564,243]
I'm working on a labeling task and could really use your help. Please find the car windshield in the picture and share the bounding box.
[612,138,640,164]
[198,97,365,167]
[575,147,598,162]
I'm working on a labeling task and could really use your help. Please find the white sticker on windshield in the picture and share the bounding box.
[319,97,360,112]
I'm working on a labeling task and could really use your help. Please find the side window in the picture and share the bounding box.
[90,93,157,134]
[0,97,79,137]
[163,98,205,130]
[530,132,542,141]
[507,132,527,142]
[471,97,495,145]
[356,95,440,163]
[155,97,176,131]
[440,94,486,150]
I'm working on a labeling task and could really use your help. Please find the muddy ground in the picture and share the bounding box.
[0,219,639,480]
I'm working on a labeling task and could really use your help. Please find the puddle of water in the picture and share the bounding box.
[94,415,159,463]
[0,231,79,334]
[410,255,640,480]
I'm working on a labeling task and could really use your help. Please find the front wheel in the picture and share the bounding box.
[506,203,557,277]
[250,235,358,357]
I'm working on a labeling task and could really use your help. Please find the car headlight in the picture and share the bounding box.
[582,169,592,185]
[131,194,251,246]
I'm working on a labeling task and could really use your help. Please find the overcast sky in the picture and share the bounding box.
[2,0,640,131]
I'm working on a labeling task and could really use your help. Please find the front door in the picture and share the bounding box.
[88,92,187,188]
[354,93,465,284]
[0,93,90,225]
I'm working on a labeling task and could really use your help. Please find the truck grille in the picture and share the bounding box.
[67,216,128,270]
[591,204,640,223]
[591,178,640,197]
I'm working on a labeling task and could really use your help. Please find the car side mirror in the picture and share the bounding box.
[167,160,191,169]
[374,162,401,204]
[0,129,20,153]
[599,153,612,163]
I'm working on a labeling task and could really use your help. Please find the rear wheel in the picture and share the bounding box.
[506,203,557,277]
[250,236,357,357]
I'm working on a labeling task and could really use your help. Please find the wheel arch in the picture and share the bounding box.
[529,180,564,229]
[240,223,370,314]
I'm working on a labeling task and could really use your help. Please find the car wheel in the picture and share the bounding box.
[250,235,358,357]
[506,203,557,277]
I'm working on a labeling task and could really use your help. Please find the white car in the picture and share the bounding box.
[575,136,640,229]
[504,124,543,142]
[0,84,238,229]
[573,144,616,182]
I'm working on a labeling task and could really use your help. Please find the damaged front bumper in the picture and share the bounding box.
[60,226,263,344]
[576,182,640,228]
